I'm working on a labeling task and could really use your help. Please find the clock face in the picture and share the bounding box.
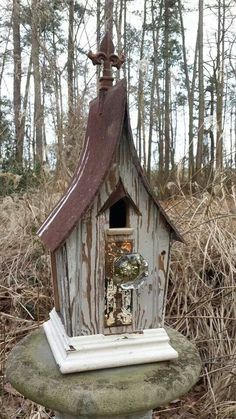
[104,240,133,328]
[113,253,149,290]
[104,240,149,328]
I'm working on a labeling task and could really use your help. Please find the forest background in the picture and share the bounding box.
[0,0,236,418]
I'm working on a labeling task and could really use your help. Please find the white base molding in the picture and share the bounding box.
[43,309,178,374]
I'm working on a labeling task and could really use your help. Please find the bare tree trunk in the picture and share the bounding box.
[31,0,43,167]
[0,7,12,161]
[66,0,75,167]
[170,83,176,171]
[52,28,63,173]
[164,0,170,177]
[105,0,114,35]
[215,0,225,170]
[208,76,215,175]
[96,0,101,90]
[234,101,236,169]
[178,0,198,180]
[147,66,155,179]
[42,32,47,164]
[20,52,32,165]
[142,106,146,168]
[157,101,163,173]
[136,0,147,162]
[230,100,233,168]
[189,36,199,178]
[196,0,204,179]
[147,0,163,178]
[115,0,123,82]
[13,0,23,166]
[156,75,164,173]
[123,0,127,83]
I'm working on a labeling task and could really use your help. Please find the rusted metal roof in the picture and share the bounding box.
[38,79,182,251]
[97,179,142,216]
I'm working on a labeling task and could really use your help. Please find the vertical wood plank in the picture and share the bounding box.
[50,252,60,312]
[55,246,72,336]
[118,133,158,330]
[157,215,171,325]
[66,226,82,335]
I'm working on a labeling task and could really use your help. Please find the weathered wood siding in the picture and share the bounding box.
[55,129,171,336]
[118,131,170,329]
[55,245,72,336]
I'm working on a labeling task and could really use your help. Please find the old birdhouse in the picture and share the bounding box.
[39,33,182,373]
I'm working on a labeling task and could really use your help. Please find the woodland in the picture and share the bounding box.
[0,0,236,418]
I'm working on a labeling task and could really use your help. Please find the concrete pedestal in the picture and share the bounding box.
[6,327,201,418]
[55,411,152,419]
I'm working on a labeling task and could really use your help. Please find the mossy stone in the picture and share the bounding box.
[6,327,201,417]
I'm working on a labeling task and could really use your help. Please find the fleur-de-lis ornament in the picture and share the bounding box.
[88,32,125,90]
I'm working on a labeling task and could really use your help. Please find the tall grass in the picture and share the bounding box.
[0,185,58,418]
[1,180,236,418]
[162,185,236,418]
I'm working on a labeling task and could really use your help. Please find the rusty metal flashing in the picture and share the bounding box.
[97,178,141,216]
[38,79,183,251]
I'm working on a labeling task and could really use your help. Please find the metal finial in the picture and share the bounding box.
[88,32,125,91]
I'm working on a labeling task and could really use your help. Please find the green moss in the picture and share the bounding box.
[6,328,201,417]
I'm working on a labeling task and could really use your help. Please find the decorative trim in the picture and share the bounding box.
[106,228,134,236]
[97,178,141,217]
[43,309,178,374]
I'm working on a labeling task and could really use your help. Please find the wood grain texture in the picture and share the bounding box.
[50,252,60,312]
[118,131,164,330]
[55,245,72,336]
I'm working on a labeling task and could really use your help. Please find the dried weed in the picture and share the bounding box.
[161,186,236,418]
[0,184,60,418]
[1,181,236,418]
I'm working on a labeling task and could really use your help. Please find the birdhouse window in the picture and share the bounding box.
[109,198,128,228]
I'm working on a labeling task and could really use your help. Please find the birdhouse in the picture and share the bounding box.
[38,33,182,373]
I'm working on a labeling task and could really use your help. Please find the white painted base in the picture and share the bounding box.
[44,309,178,374]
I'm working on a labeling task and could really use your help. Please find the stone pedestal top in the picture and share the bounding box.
[6,327,201,418]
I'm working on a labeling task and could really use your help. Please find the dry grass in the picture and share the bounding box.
[160,184,236,419]
[1,179,236,418]
[0,183,60,418]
